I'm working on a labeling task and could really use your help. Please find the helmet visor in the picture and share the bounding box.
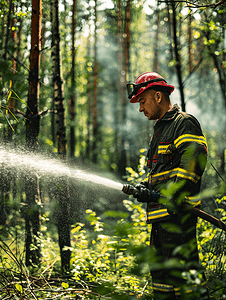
[126,78,167,99]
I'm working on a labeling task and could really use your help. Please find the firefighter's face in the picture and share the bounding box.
[137,89,161,120]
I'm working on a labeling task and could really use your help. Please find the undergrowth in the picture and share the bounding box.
[0,153,226,299]
[1,198,226,299]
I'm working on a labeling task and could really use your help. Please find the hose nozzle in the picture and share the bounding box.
[122,184,139,196]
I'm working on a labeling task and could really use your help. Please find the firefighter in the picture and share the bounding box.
[127,72,209,299]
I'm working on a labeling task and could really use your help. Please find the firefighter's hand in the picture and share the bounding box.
[134,183,150,202]
[134,187,160,203]
[135,183,148,191]
[134,187,151,203]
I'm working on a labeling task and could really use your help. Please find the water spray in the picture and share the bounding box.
[0,146,124,191]
[2,145,226,232]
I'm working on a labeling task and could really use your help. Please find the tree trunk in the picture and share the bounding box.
[124,0,130,75]
[188,10,192,74]
[7,3,17,141]
[0,166,11,226]
[170,0,185,112]
[68,0,77,159]
[41,12,47,65]
[166,0,174,65]
[51,0,67,158]
[210,52,226,106]
[0,2,20,229]
[92,0,98,163]
[86,26,92,160]
[117,0,128,177]
[203,13,226,106]
[25,0,42,266]
[16,3,23,70]
[51,0,71,272]
[2,0,13,60]
[153,9,160,73]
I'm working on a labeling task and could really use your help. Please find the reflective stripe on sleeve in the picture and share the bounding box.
[153,281,207,295]
[174,134,207,149]
[185,195,201,206]
[149,167,200,184]
[152,282,175,292]
[158,144,171,154]
[147,208,170,221]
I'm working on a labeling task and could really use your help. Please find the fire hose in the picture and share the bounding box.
[122,184,226,232]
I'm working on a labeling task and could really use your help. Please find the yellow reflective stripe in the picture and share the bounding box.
[152,282,174,292]
[158,145,169,154]
[153,280,207,295]
[177,169,200,182]
[142,176,149,183]
[149,167,200,183]
[185,195,201,206]
[147,208,170,220]
[174,134,207,148]
[175,280,208,296]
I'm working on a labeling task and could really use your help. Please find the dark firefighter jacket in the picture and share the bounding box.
[145,104,208,224]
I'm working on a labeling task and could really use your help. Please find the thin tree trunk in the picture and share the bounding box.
[68,0,77,158]
[86,29,92,160]
[2,0,13,60]
[153,9,160,73]
[124,0,130,75]
[115,0,122,165]
[166,0,174,64]
[16,2,23,74]
[41,12,47,64]
[92,0,98,163]
[210,52,226,106]
[170,0,185,111]
[3,4,17,227]
[7,3,17,141]
[0,3,19,229]
[51,0,71,272]
[188,10,192,74]
[117,0,127,176]
[25,0,42,266]
[51,0,67,158]
[0,166,11,226]
[203,12,226,106]
[9,4,17,73]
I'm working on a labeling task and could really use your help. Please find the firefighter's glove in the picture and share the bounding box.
[134,183,148,202]
[134,186,160,204]
[134,183,148,191]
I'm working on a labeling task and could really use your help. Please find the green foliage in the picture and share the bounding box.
[1,179,226,298]
[126,150,147,184]
[70,205,151,289]
[0,0,226,298]
[0,201,153,299]
[197,197,226,298]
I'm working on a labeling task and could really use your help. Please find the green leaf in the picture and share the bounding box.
[193,31,200,39]
[11,89,29,109]
[15,283,23,293]
[104,210,129,218]
[62,282,69,289]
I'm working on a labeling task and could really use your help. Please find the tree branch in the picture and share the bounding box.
[159,0,225,9]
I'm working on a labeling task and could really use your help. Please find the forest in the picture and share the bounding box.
[0,0,226,298]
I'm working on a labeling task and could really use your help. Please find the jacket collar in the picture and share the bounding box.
[155,104,180,126]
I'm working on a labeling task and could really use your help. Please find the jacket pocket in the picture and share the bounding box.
[157,140,175,164]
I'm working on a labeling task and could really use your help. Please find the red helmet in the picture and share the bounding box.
[127,72,174,103]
